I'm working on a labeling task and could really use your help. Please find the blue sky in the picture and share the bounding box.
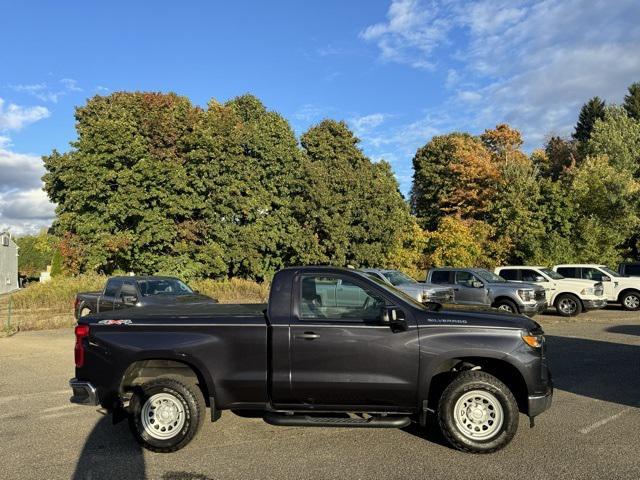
[1,0,640,234]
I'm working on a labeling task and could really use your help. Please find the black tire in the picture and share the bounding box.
[438,370,519,454]
[128,377,206,453]
[554,293,582,317]
[620,291,640,311]
[493,298,518,314]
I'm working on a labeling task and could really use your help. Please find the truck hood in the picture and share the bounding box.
[551,278,599,289]
[612,276,640,288]
[420,304,541,331]
[486,281,544,292]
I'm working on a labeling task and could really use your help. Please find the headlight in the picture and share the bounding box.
[521,332,544,348]
[581,287,594,295]
[517,289,534,301]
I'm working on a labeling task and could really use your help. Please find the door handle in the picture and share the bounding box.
[297,332,320,340]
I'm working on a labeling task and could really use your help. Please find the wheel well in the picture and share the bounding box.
[427,357,529,415]
[618,288,640,303]
[121,359,210,406]
[491,296,517,308]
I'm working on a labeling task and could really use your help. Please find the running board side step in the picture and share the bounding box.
[263,413,411,428]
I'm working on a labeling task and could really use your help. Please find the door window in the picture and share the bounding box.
[430,270,451,284]
[120,282,138,297]
[499,269,519,281]
[104,279,123,297]
[299,275,385,321]
[624,264,640,276]
[521,269,545,282]
[455,271,478,287]
[556,267,578,278]
[582,268,606,281]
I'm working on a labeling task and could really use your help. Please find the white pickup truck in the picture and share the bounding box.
[495,266,607,317]
[553,264,640,311]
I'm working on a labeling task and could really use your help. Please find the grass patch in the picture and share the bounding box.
[0,275,269,331]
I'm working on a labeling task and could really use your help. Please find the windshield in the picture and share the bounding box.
[540,268,564,280]
[382,270,417,286]
[138,278,194,296]
[356,272,429,311]
[475,269,507,283]
[600,266,621,278]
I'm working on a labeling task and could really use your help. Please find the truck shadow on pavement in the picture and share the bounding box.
[545,335,640,408]
[605,324,640,336]
[72,416,145,480]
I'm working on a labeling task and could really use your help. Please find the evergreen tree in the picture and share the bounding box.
[623,82,640,120]
[573,97,606,143]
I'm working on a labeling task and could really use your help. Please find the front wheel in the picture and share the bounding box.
[438,371,519,453]
[128,377,206,453]
[621,291,640,311]
[554,293,582,317]
[493,299,518,314]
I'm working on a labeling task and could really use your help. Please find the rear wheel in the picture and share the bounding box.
[493,299,518,314]
[128,377,205,453]
[438,371,519,453]
[554,293,582,317]
[621,291,640,311]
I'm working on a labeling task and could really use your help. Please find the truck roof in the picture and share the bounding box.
[428,267,488,272]
[553,264,606,268]
[109,275,182,281]
[497,266,547,270]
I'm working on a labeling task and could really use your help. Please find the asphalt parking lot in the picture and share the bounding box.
[1,307,639,480]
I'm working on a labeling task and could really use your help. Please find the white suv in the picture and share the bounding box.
[553,264,640,311]
[495,266,607,317]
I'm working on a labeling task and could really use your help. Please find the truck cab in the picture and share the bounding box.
[553,264,640,311]
[495,266,607,316]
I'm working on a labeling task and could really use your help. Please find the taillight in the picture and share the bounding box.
[75,324,90,367]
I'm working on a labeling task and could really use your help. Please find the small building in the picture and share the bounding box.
[0,232,19,294]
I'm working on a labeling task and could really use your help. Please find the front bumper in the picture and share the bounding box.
[521,300,548,316]
[582,298,608,310]
[69,378,99,406]
[528,386,553,417]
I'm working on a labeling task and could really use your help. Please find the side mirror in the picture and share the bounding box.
[381,307,407,331]
[472,280,484,289]
[601,276,611,282]
[534,275,546,282]
[122,295,138,306]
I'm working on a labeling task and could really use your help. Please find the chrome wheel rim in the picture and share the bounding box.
[453,390,504,440]
[141,393,185,440]
[559,297,577,315]
[497,304,514,312]
[624,295,640,309]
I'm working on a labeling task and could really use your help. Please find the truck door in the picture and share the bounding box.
[288,273,419,409]
[453,271,490,305]
[582,267,616,300]
[101,278,123,312]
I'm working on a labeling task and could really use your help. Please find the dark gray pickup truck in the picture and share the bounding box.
[74,276,217,319]
[70,266,552,454]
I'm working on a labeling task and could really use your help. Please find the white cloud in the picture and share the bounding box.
[0,188,55,236]
[361,0,640,149]
[0,98,50,131]
[0,145,46,193]
[350,113,387,134]
[10,78,83,103]
[360,0,452,70]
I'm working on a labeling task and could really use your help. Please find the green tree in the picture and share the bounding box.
[296,120,413,267]
[15,231,55,277]
[573,97,606,143]
[623,81,640,120]
[568,155,640,264]
[587,106,640,174]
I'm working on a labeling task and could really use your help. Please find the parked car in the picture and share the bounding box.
[426,267,547,316]
[361,268,454,303]
[553,264,640,311]
[618,262,640,277]
[70,266,553,454]
[494,266,606,317]
[74,276,217,318]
